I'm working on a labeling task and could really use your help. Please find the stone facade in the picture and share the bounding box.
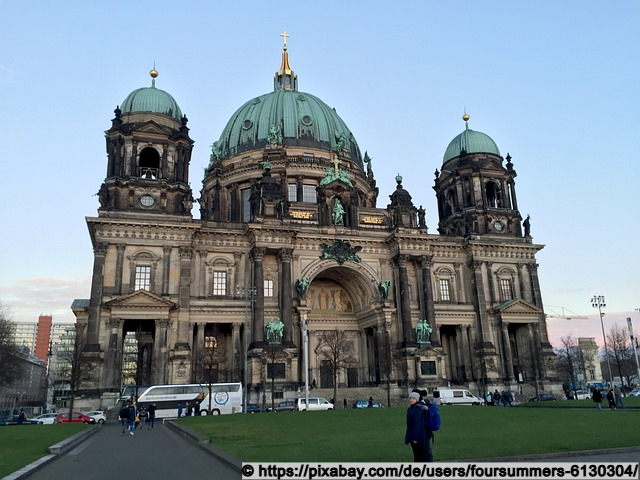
[74,49,560,405]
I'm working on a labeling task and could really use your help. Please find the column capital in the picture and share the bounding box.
[94,242,108,256]
[251,247,266,262]
[278,248,293,262]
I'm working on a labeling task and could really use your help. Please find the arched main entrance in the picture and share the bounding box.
[302,264,384,390]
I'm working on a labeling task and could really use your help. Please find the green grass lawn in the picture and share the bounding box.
[0,423,88,477]
[180,403,640,462]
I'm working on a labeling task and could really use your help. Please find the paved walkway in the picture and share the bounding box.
[11,422,238,480]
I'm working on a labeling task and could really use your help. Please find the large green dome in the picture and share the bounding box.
[443,126,500,164]
[120,70,183,121]
[211,49,362,166]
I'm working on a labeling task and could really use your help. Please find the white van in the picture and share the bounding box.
[433,389,484,405]
[296,397,334,411]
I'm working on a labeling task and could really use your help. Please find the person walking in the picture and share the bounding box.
[128,403,136,435]
[146,403,156,429]
[177,402,183,418]
[606,389,615,409]
[137,406,148,430]
[405,392,427,462]
[119,403,130,435]
[614,386,624,409]
[592,388,602,410]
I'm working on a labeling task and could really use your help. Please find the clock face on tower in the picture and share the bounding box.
[493,221,504,232]
[140,195,155,207]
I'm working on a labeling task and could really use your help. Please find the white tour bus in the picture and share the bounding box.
[137,382,243,417]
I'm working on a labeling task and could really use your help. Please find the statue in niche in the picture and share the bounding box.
[268,123,282,145]
[378,281,391,301]
[265,318,284,344]
[295,278,311,300]
[332,199,345,225]
[416,319,432,345]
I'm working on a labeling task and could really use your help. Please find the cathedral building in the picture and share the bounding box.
[74,37,560,405]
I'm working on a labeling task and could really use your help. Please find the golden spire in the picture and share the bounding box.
[280,30,290,51]
[149,63,158,87]
[275,31,297,91]
[462,109,470,129]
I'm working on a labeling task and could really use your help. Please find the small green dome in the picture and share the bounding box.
[443,127,500,164]
[120,72,183,121]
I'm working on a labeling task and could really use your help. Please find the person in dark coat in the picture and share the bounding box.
[592,388,602,410]
[606,389,615,409]
[405,392,427,462]
[119,403,130,435]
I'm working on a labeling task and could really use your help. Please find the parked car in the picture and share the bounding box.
[296,397,334,411]
[83,410,107,424]
[529,392,556,402]
[434,389,485,405]
[0,415,43,425]
[54,412,96,424]
[245,404,262,413]
[574,390,590,400]
[34,413,59,425]
[628,387,640,397]
[267,401,296,412]
[352,399,382,408]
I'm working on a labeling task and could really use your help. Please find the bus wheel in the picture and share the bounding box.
[199,410,209,416]
[211,409,221,415]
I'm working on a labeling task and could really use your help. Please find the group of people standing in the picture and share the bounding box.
[118,403,156,435]
[177,401,200,417]
[592,386,624,410]
[484,389,513,406]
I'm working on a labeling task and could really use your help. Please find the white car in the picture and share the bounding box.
[34,413,58,425]
[574,389,590,400]
[84,410,107,424]
[296,397,334,411]
[628,387,640,397]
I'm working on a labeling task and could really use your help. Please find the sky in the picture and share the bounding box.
[1,1,639,349]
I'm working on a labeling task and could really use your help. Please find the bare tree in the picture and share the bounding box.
[264,341,285,412]
[554,335,579,390]
[376,331,393,407]
[315,330,357,405]
[520,333,546,398]
[0,302,26,388]
[193,341,228,414]
[470,336,488,397]
[606,324,634,388]
[54,324,100,419]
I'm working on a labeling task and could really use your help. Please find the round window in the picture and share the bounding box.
[140,195,155,207]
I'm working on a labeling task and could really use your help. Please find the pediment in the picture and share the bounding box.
[135,120,169,135]
[494,299,542,316]
[104,290,176,309]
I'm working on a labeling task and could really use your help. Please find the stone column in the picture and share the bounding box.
[162,246,171,295]
[501,322,515,381]
[469,260,493,346]
[278,248,294,345]
[460,324,473,382]
[174,246,192,348]
[486,262,496,304]
[418,255,440,345]
[115,243,125,294]
[87,242,108,347]
[199,250,207,298]
[528,263,551,345]
[396,254,415,346]
[232,323,241,379]
[251,247,265,347]
[104,318,123,389]
[153,320,170,385]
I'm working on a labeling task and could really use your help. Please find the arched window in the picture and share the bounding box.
[485,181,502,208]
[139,147,160,178]
[435,267,455,303]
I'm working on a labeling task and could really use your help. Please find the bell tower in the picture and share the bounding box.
[98,69,194,217]
[433,114,523,237]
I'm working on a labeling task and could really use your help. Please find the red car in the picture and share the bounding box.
[54,412,96,424]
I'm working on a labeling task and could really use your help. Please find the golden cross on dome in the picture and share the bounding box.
[280,30,290,50]
[331,154,341,174]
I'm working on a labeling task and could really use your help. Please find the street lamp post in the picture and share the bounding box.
[237,285,256,413]
[591,295,613,387]
[629,313,640,385]
[302,313,309,409]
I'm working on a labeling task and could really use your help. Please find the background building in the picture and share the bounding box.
[74,40,560,406]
